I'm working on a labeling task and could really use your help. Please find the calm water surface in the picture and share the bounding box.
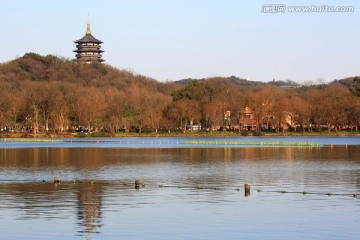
[0,137,359,239]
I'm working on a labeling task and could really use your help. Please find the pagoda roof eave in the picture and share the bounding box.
[74,33,103,43]
[77,59,105,63]
[73,49,104,53]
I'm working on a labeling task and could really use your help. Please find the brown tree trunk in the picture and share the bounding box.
[302,123,305,134]
[327,122,331,133]
[45,117,49,132]
[33,106,39,136]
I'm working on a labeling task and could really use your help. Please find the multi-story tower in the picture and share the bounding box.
[74,20,104,63]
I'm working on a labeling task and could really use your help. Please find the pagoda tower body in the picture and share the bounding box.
[74,20,104,63]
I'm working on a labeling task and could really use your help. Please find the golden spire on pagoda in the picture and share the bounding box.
[86,17,91,35]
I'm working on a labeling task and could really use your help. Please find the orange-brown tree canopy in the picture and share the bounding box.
[0,53,359,134]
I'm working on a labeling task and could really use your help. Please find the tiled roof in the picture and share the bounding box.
[74,34,102,43]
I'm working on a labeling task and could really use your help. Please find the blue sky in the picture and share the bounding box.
[1,0,359,82]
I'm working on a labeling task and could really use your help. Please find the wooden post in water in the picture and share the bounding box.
[245,184,250,196]
[54,176,60,183]
[135,180,140,189]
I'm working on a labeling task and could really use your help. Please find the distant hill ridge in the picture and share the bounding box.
[0,53,358,91]
[176,76,300,88]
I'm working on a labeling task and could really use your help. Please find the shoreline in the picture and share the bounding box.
[1,131,359,139]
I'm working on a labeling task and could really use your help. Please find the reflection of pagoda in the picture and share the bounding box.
[77,183,103,240]
[74,19,104,63]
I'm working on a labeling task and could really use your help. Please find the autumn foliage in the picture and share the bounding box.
[0,53,359,135]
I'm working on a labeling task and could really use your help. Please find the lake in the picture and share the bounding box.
[0,136,359,239]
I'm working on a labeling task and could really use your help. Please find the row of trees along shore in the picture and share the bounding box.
[0,53,359,136]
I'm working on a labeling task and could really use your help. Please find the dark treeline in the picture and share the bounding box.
[0,53,359,135]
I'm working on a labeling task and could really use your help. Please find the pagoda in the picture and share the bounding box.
[74,19,104,63]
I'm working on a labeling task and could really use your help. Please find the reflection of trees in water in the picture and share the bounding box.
[76,183,103,240]
[0,181,105,240]
[356,176,360,192]
[0,183,74,220]
[1,146,360,239]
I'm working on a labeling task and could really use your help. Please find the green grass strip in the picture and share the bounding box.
[184,140,323,147]
[0,138,63,143]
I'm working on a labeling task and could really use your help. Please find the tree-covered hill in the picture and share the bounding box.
[334,76,360,97]
[0,53,359,136]
[0,52,177,94]
[175,76,300,88]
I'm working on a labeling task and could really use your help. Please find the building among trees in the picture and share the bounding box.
[74,19,104,63]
